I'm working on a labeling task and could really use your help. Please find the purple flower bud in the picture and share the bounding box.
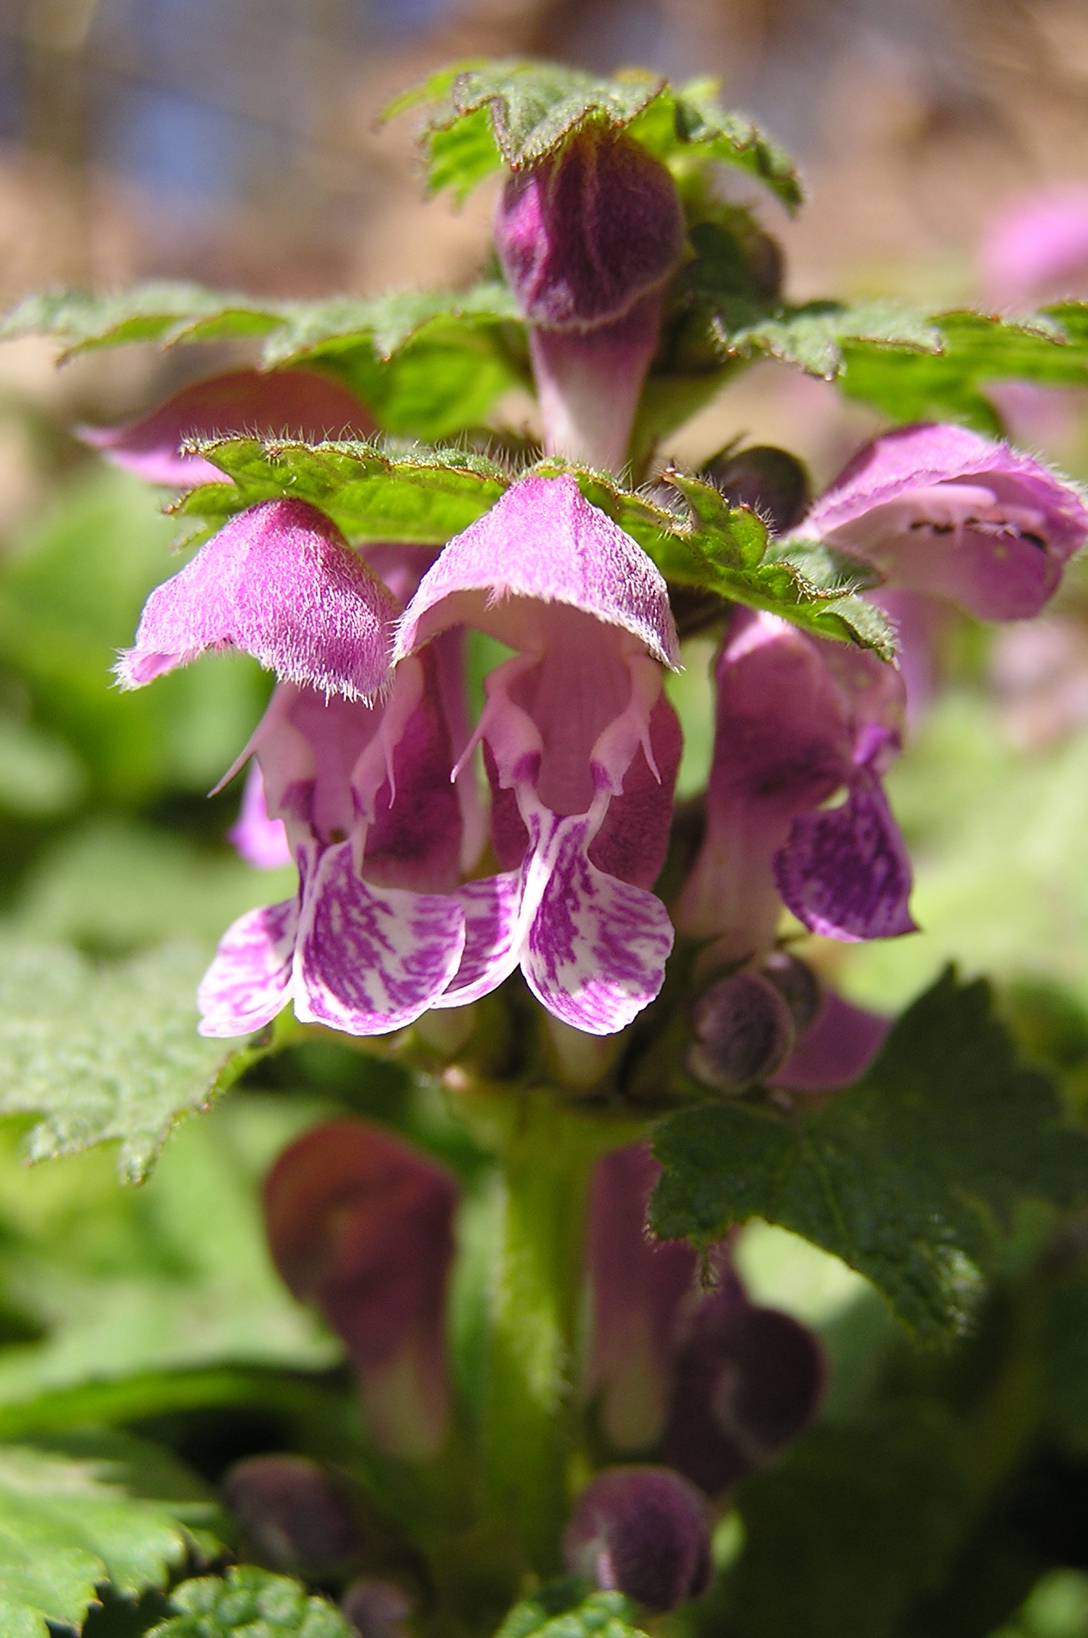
[770,987,889,1095]
[563,1466,712,1612]
[495,129,685,333]
[805,423,1088,621]
[79,367,374,488]
[221,1454,363,1574]
[263,1119,458,1460]
[761,950,821,1035]
[587,1144,699,1450]
[341,1581,413,1638]
[689,970,796,1092]
[701,445,812,537]
[665,1295,826,1496]
[495,129,685,472]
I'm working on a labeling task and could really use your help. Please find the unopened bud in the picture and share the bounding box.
[222,1454,362,1574]
[665,1297,826,1496]
[563,1466,712,1612]
[341,1580,413,1638]
[496,129,685,333]
[761,950,821,1035]
[700,446,812,537]
[263,1119,458,1460]
[689,971,795,1091]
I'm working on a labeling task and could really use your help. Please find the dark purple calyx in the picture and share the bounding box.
[761,949,822,1035]
[564,1465,713,1612]
[689,969,796,1091]
[496,127,685,333]
[665,1296,826,1496]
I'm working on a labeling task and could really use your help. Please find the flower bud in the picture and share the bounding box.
[701,445,811,537]
[563,1466,712,1612]
[689,970,796,1092]
[665,1295,826,1496]
[761,949,821,1035]
[221,1454,363,1574]
[341,1580,413,1638]
[263,1119,458,1460]
[494,128,685,473]
[496,129,685,333]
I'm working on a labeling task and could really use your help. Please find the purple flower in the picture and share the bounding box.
[563,1466,712,1612]
[805,423,1088,622]
[980,188,1088,309]
[198,658,466,1038]
[264,1119,459,1460]
[221,1455,363,1574]
[117,497,397,699]
[676,607,914,956]
[586,1144,699,1450]
[396,474,681,1036]
[79,367,373,488]
[770,987,889,1094]
[121,497,469,1036]
[228,763,292,870]
[495,129,685,470]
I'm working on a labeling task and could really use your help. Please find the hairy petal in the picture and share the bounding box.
[293,841,466,1035]
[117,497,397,698]
[197,897,298,1037]
[774,768,916,941]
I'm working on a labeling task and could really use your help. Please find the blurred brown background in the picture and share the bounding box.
[1,0,1088,518]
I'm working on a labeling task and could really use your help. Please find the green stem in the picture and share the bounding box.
[480,1089,646,1578]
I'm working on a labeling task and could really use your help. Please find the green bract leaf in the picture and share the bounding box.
[390,60,801,209]
[178,439,510,545]
[0,284,283,360]
[496,1586,643,1638]
[0,1439,208,1637]
[0,940,227,1183]
[650,969,1088,1340]
[148,1566,353,1638]
[718,297,942,379]
[839,305,1088,432]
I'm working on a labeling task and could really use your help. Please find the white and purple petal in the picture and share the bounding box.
[773,768,917,942]
[117,497,397,698]
[292,841,466,1035]
[197,896,298,1037]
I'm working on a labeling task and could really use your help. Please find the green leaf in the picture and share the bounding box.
[148,1566,353,1638]
[0,1439,207,1637]
[261,282,520,367]
[495,1586,643,1638]
[650,969,1088,1340]
[839,305,1088,432]
[178,439,510,545]
[0,939,228,1183]
[727,1406,967,1638]
[392,60,801,209]
[719,297,942,379]
[0,284,283,360]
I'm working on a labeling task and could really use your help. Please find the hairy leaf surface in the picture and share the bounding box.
[149,1567,352,1638]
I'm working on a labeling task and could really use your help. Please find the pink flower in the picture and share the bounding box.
[980,188,1088,310]
[676,607,913,959]
[397,474,682,1035]
[264,1119,458,1460]
[79,367,373,488]
[228,762,292,871]
[805,423,1088,622]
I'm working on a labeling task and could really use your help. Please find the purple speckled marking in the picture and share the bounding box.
[773,768,917,942]
[432,872,523,1008]
[197,897,298,1037]
[293,841,466,1035]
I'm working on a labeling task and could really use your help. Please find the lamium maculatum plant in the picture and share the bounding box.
[6,55,1088,1638]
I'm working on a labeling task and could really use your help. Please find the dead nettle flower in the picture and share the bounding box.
[770,986,889,1095]
[396,473,682,1035]
[664,1285,826,1498]
[79,367,373,487]
[805,423,1088,623]
[563,1466,712,1612]
[495,126,686,470]
[980,188,1088,310]
[221,1454,363,1575]
[229,762,292,871]
[586,1143,699,1450]
[688,968,797,1092]
[675,607,914,962]
[264,1119,458,1461]
[118,497,470,1037]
